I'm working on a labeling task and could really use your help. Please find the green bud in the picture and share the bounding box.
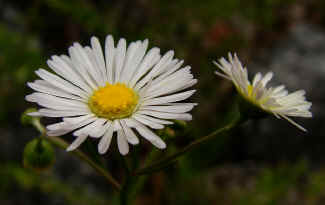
[23,138,55,172]
[21,108,39,126]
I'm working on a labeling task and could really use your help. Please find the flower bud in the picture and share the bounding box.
[23,138,55,172]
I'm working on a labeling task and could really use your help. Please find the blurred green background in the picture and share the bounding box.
[1,0,325,204]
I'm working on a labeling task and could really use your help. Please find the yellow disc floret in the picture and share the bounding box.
[88,83,139,120]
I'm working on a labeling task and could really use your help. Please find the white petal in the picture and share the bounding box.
[130,119,166,149]
[141,90,196,106]
[63,114,95,124]
[46,122,66,131]
[147,66,192,92]
[252,72,262,86]
[73,43,102,87]
[140,104,195,113]
[67,134,88,151]
[26,92,88,111]
[114,38,126,83]
[278,114,307,132]
[91,36,107,83]
[98,123,114,154]
[35,69,88,99]
[123,40,149,84]
[137,110,192,121]
[120,120,139,145]
[260,72,273,87]
[38,109,90,117]
[105,35,115,83]
[87,118,108,138]
[84,46,106,86]
[27,112,42,116]
[119,41,140,83]
[151,60,184,85]
[47,116,97,136]
[132,114,164,129]
[132,113,173,125]
[68,46,98,90]
[47,129,73,137]
[48,56,92,93]
[73,118,106,138]
[28,80,84,101]
[117,129,129,155]
[129,47,161,87]
[135,50,174,90]
[214,70,231,80]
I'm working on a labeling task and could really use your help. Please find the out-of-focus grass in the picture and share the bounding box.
[160,160,325,205]
[2,161,324,205]
[0,24,43,122]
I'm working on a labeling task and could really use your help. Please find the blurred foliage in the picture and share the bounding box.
[0,164,111,205]
[0,23,43,122]
[1,0,324,204]
[3,160,325,205]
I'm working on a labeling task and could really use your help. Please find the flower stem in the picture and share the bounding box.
[120,148,161,205]
[49,135,121,191]
[135,115,242,175]
[32,120,121,191]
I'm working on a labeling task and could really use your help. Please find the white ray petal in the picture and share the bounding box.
[38,109,90,117]
[123,40,149,84]
[27,80,84,101]
[141,90,196,106]
[67,134,88,151]
[105,35,115,83]
[91,36,107,83]
[132,113,173,125]
[137,110,192,121]
[114,38,126,83]
[132,114,164,129]
[279,114,307,132]
[48,56,92,93]
[140,104,195,113]
[120,120,139,145]
[129,47,161,87]
[129,119,166,149]
[35,69,88,99]
[98,123,114,154]
[117,129,129,155]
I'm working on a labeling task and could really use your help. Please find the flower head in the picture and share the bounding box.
[26,35,197,155]
[214,53,312,131]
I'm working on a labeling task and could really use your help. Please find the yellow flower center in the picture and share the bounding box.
[88,83,138,120]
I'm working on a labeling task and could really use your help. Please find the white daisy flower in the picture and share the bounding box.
[214,53,312,132]
[26,35,197,155]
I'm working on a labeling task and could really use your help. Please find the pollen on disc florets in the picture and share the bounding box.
[88,83,139,120]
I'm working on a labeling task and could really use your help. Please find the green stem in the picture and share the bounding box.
[135,116,242,175]
[120,148,161,205]
[32,120,122,191]
[48,135,121,191]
